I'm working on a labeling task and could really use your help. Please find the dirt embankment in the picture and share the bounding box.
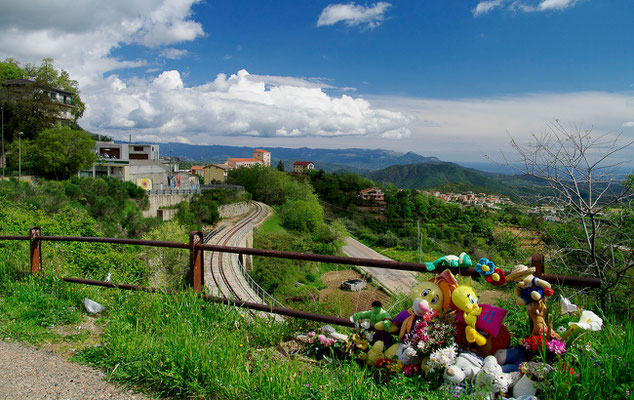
[319,269,393,318]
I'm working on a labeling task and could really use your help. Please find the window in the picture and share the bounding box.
[133,146,144,151]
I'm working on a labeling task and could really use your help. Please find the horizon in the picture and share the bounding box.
[1,1,632,166]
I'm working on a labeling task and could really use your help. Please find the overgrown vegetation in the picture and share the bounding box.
[175,188,251,231]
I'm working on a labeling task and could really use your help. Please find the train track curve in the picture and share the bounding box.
[205,201,276,304]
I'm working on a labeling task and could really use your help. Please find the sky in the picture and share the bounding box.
[0,0,632,166]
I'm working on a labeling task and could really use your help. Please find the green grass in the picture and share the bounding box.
[257,211,286,235]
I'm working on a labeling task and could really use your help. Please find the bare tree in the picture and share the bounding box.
[502,120,634,310]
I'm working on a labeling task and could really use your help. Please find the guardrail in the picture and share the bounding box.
[147,188,202,195]
[0,227,603,327]
[236,254,284,308]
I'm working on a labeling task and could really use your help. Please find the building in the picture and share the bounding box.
[4,79,74,126]
[203,149,271,184]
[359,188,385,202]
[190,166,205,176]
[293,161,315,174]
[203,163,232,183]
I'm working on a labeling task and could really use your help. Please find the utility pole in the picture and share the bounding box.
[18,131,23,179]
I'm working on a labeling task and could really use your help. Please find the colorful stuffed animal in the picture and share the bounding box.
[474,355,516,399]
[494,347,527,373]
[443,352,484,395]
[352,300,396,347]
[507,264,552,307]
[425,252,472,271]
[452,279,487,346]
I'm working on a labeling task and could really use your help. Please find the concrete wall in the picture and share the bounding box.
[218,201,251,219]
[144,193,193,218]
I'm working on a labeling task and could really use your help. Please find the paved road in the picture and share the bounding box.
[342,237,419,296]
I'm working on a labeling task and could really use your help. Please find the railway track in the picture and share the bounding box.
[207,201,269,302]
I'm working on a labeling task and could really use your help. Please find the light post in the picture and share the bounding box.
[1,105,4,178]
[18,131,23,180]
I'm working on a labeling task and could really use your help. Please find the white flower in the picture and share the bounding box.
[557,326,568,334]
[585,344,592,352]
[560,295,578,314]
[404,346,417,357]
[569,310,603,331]
[361,321,371,330]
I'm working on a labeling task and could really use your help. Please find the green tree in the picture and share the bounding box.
[24,126,96,180]
[277,160,285,172]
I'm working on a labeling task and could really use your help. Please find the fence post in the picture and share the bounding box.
[189,231,204,292]
[29,227,42,274]
[531,253,545,277]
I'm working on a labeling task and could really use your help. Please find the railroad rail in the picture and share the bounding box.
[0,228,603,327]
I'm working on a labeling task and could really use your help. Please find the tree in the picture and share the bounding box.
[503,121,634,309]
[277,160,285,172]
[24,126,97,180]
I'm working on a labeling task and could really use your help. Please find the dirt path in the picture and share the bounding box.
[0,340,156,400]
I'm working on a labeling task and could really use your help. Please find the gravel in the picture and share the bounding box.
[0,340,157,400]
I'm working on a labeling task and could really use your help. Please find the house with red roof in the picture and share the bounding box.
[292,161,315,174]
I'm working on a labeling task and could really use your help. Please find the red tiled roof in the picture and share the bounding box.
[254,149,270,153]
[293,161,313,165]
[191,166,205,170]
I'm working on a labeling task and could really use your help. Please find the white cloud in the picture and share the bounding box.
[82,69,411,142]
[160,48,189,59]
[363,91,634,163]
[0,0,204,87]
[473,0,580,16]
[473,0,504,17]
[623,122,634,128]
[317,2,391,29]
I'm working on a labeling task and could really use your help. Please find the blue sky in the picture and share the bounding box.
[1,0,633,165]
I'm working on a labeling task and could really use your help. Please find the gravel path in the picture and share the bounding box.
[0,341,157,400]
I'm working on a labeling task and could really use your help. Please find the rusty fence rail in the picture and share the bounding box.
[0,228,602,327]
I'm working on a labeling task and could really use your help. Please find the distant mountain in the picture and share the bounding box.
[150,143,440,171]
[368,161,544,198]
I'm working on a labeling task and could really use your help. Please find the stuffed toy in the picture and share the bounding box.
[455,304,510,357]
[425,252,472,271]
[475,258,507,287]
[494,347,527,373]
[474,355,516,399]
[452,279,487,346]
[352,300,397,347]
[507,264,552,307]
[442,351,484,395]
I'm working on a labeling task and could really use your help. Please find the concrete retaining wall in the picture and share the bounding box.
[218,201,251,219]
[145,194,193,218]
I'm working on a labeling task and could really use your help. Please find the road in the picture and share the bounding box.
[342,237,419,296]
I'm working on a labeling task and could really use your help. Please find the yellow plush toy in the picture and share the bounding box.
[452,279,487,346]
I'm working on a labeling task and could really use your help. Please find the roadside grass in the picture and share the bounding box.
[0,264,632,399]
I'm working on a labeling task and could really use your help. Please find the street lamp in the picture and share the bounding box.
[18,131,23,180]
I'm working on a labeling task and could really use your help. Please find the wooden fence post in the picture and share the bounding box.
[29,227,42,274]
[189,231,204,292]
[531,253,545,277]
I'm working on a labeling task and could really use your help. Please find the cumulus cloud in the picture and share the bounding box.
[0,0,204,86]
[473,0,580,16]
[82,69,411,142]
[317,2,391,29]
[623,122,634,128]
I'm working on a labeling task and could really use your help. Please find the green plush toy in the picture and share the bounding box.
[424,252,472,271]
[353,300,394,331]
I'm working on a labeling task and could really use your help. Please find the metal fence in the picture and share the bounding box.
[0,227,603,327]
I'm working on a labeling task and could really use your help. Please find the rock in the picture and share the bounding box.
[84,298,105,314]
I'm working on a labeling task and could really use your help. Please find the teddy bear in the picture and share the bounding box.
[442,351,484,395]
[507,264,552,307]
[474,355,517,399]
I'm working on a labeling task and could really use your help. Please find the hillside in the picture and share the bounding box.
[368,161,542,198]
[148,143,439,171]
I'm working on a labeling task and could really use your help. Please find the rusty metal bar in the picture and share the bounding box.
[39,235,189,249]
[532,254,545,277]
[29,227,42,274]
[188,231,204,292]
[540,273,601,288]
[0,235,29,240]
[62,277,354,328]
[198,243,483,277]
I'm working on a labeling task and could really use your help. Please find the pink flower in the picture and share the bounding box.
[547,339,566,355]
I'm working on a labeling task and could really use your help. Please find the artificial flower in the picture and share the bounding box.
[569,310,603,331]
[560,295,578,314]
